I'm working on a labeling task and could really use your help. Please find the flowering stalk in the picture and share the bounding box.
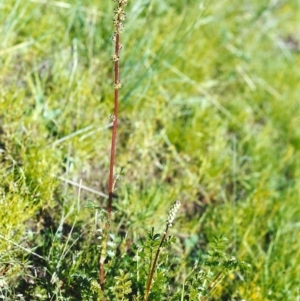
[108,0,127,218]
[99,0,127,291]
[144,201,181,301]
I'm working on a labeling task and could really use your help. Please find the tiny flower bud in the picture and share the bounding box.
[111,54,119,62]
[114,82,123,89]
[114,7,123,15]
[116,27,123,34]
[109,114,115,121]
[119,12,126,21]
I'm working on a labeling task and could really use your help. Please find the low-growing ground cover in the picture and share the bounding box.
[0,0,299,300]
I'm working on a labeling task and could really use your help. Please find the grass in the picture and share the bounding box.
[1,0,300,300]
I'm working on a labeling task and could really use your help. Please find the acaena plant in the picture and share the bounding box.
[88,1,249,300]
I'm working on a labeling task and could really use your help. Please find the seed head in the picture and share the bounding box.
[167,200,181,227]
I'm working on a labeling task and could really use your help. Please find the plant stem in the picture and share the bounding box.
[200,270,223,301]
[108,2,121,220]
[144,201,181,300]
[100,0,124,291]
[144,225,169,301]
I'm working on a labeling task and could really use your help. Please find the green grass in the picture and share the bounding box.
[1,0,300,300]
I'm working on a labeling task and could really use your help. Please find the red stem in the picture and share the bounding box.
[108,12,120,220]
[100,1,122,291]
[144,226,169,301]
